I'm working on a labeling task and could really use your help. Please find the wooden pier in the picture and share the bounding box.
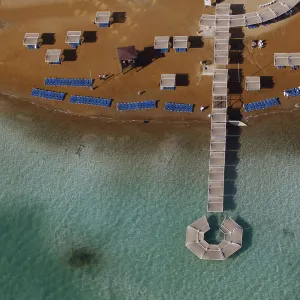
[208,70,228,212]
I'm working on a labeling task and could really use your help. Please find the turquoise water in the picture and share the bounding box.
[1,101,300,300]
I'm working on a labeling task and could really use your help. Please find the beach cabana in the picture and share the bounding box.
[160,74,176,90]
[274,53,300,67]
[289,53,300,66]
[65,31,82,48]
[23,33,40,49]
[245,76,261,91]
[117,45,138,72]
[173,36,188,52]
[154,36,170,53]
[95,11,111,28]
[45,49,62,64]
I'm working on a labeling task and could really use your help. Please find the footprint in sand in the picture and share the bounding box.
[120,36,128,42]
[100,3,108,9]
[74,9,81,17]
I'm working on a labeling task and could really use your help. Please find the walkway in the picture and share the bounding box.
[200,0,298,28]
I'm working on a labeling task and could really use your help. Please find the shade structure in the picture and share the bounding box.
[160,74,176,90]
[23,33,39,47]
[245,76,261,91]
[214,50,229,65]
[259,7,277,22]
[65,31,82,44]
[45,49,62,63]
[213,95,228,108]
[212,95,228,109]
[199,0,298,28]
[209,165,225,181]
[214,39,230,52]
[95,11,111,27]
[216,15,230,27]
[274,53,300,66]
[211,108,227,122]
[215,27,231,39]
[186,216,243,260]
[212,82,228,96]
[117,46,138,71]
[117,45,137,61]
[154,36,170,50]
[216,3,231,15]
[173,36,188,51]
[199,14,216,27]
[213,69,228,83]
[211,122,227,137]
[230,15,246,27]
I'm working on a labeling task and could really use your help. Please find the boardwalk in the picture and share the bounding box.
[186,3,244,260]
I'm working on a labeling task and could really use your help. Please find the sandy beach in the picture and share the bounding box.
[1,0,300,122]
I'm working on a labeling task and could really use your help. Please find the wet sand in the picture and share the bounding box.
[1,0,300,122]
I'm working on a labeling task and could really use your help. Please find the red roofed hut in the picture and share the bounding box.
[117,45,138,72]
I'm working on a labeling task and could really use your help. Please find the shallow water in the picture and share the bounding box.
[1,102,300,300]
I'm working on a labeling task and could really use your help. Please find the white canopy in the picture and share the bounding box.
[160,74,176,89]
[173,36,188,49]
[65,31,82,44]
[95,11,111,24]
[45,49,62,63]
[23,33,39,46]
[245,76,261,91]
[154,36,170,50]
[274,53,300,66]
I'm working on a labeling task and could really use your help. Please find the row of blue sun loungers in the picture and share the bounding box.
[117,100,157,111]
[244,98,280,112]
[283,87,300,97]
[45,78,93,87]
[70,95,112,107]
[31,88,65,101]
[164,102,193,112]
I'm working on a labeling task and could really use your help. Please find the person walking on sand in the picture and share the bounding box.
[137,90,142,95]
[200,106,205,112]
[98,74,103,80]
[102,74,107,81]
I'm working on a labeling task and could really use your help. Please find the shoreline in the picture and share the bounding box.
[2,91,300,129]
[1,0,300,125]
